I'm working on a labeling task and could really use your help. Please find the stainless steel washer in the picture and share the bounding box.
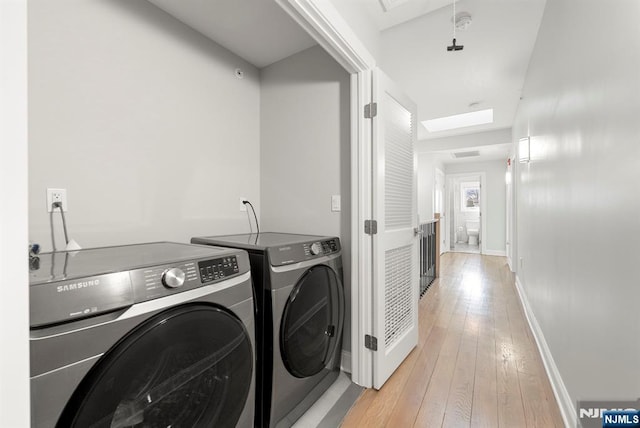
[29,242,255,428]
[191,233,344,428]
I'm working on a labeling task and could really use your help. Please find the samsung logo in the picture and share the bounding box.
[57,279,100,293]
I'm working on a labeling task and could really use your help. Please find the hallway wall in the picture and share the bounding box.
[416,153,444,222]
[513,0,640,419]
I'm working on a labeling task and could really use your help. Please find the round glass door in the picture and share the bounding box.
[57,304,253,428]
[280,265,343,378]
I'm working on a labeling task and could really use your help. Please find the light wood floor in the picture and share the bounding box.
[341,252,565,428]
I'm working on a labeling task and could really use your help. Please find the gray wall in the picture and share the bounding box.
[445,160,507,254]
[260,46,352,353]
[29,0,261,251]
[513,0,640,410]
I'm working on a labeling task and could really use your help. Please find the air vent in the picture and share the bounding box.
[452,150,480,159]
[379,0,411,12]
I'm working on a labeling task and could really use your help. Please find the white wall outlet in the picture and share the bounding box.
[240,197,247,212]
[331,195,341,212]
[47,188,68,212]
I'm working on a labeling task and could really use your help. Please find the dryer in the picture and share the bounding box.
[29,242,255,428]
[191,233,344,428]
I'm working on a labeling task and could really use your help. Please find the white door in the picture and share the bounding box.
[371,69,419,389]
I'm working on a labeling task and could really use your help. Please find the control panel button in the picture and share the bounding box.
[161,268,186,288]
[310,242,323,256]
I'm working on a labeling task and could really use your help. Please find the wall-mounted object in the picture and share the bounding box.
[518,136,530,163]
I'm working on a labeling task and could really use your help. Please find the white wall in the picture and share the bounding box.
[445,160,507,254]
[0,0,30,424]
[29,0,261,251]
[513,0,640,417]
[417,153,444,222]
[260,46,352,352]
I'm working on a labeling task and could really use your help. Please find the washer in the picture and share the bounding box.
[29,242,255,428]
[191,233,344,428]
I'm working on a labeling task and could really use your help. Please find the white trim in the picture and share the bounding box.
[340,350,352,374]
[275,0,375,73]
[350,70,373,387]
[514,276,574,428]
[482,249,506,257]
[276,0,376,388]
[0,0,30,425]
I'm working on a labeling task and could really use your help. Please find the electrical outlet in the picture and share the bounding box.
[240,197,248,212]
[47,188,68,212]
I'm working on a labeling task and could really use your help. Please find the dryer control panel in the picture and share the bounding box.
[271,238,341,266]
[304,239,339,257]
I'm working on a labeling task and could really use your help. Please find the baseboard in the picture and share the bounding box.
[340,350,351,374]
[514,275,574,428]
[482,249,506,256]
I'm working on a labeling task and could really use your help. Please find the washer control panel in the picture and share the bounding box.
[130,256,240,302]
[198,256,239,283]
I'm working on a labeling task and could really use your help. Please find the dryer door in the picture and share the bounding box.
[280,265,344,378]
[57,304,252,428]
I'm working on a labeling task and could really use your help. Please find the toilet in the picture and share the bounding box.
[466,219,480,245]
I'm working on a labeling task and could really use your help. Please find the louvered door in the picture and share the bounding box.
[371,69,418,389]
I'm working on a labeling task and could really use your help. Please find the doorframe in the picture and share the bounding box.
[275,0,376,387]
[0,0,30,424]
[445,172,488,255]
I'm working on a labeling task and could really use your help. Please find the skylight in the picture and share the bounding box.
[422,109,493,132]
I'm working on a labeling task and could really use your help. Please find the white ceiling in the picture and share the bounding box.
[146,0,316,68]
[145,0,546,162]
[378,0,546,141]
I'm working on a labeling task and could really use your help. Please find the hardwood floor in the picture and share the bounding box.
[341,253,565,428]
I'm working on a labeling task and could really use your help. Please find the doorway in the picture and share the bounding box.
[445,173,486,254]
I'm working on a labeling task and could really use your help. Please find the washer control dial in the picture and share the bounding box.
[310,242,323,256]
[162,267,186,288]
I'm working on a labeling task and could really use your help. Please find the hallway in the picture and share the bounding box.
[341,253,565,427]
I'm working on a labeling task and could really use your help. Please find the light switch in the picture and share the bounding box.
[331,195,341,212]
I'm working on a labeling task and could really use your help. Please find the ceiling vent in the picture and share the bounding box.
[452,150,480,159]
[379,0,412,12]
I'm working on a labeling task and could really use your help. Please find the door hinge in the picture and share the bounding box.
[364,219,378,235]
[365,334,378,351]
[364,102,377,119]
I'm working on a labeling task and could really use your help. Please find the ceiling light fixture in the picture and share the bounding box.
[422,109,494,132]
[447,0,464,51]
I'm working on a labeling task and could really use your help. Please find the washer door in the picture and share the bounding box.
[57,304,253,428]
[280,265,343,378]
